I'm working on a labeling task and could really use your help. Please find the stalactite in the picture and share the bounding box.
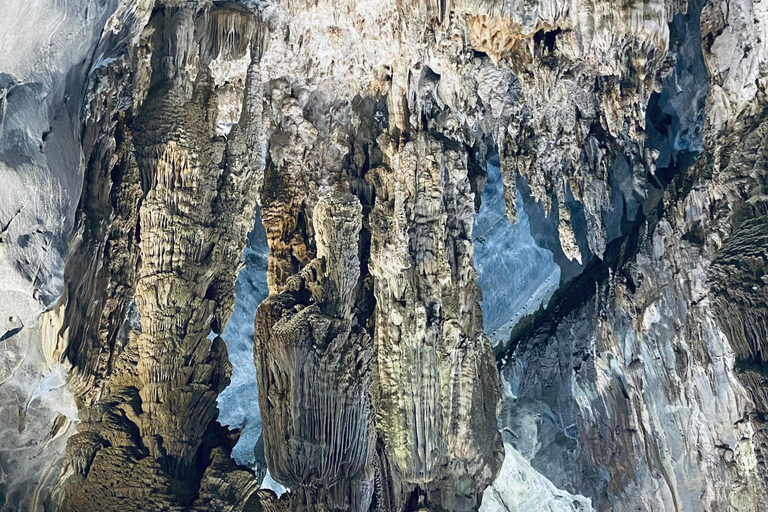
[55,3,271,510]
[4,0,768,510]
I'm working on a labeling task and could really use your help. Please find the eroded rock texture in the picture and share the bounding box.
[3,0,768,510]
[254,70,504,509]
[367,133,503,510]
[43,1,273,510]
[493,1,768,511]
[255,192,375,510]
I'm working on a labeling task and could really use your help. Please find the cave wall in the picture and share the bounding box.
[495,1,768,511]
[0,0,767,511]
[27,2,274,510]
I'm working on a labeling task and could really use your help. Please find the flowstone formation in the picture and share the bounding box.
[255,77,504,510]
[494,1,768,510]
[255,192,377,511]
[18,1,277,510]
[2,0,768,511]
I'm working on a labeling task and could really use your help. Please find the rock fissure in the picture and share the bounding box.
[2,0,768,511]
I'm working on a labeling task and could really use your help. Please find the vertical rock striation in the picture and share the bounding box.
[0,0,126,507]
[49,2,274,510]
[4,0,768,510]
[367,133,503,510]
[493,1,768,510]
[255,123,504,510]
[255,192,376,511]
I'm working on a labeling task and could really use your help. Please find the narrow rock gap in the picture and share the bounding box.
[472,151,560,347]
[215,204,269,469]
[473,154,593,512]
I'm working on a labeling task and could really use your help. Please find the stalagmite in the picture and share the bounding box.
[1,0,768,511]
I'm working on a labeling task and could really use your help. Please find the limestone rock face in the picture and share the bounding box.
[498,113,768,512]
[252,2,511,507]
[2,0,768,511]
[33,1,270,510]
[367,133,503,510]
[255,192,377,511]
[493,1,768,511]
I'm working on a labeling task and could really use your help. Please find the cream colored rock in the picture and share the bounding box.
[5,0,768,511]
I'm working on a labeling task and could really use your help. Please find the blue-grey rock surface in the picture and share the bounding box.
[490,1,768,510]
[217,209,269,468]
[1,0,767,510]
[0,1,121,509]
[473,163,560,346]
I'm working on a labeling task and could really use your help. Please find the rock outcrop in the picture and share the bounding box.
[2,0,768,511]
[493,1,768,510]
[255,192,376,511]
[47,2,272,510]
[367,133,503,510]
